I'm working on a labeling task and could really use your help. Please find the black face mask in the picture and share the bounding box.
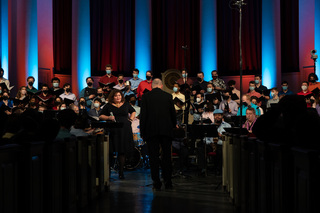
[80,101,85,106]
[55,101,61,106]
[119,80,124,84]
[43,90,48,94]
[310,79,316,83]
[66,88,71,93]
[30,102,36,106]
[3,96,9,100]
[28,82,34,86]
[229,86,234,90]
[97,93,103,97]
[223,95,230,100]
[146,76,152,81]
[242,102,248,107]
[87,82,93,87]
[0,73,3,78]
[130,100,136,105]
[197,77,202,82]
[212,76,218,80]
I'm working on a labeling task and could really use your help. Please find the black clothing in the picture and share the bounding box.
[100,102,135,153]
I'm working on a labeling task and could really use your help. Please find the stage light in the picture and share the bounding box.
[135,0,151,79]
[1,0,9,79]
[201,0,217,81]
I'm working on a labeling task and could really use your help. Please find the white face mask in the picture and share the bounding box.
[53,82,59,88]
[94,103,100,108]
[301,85,308,91]
[60,107,66,110]
[196,98,201,103]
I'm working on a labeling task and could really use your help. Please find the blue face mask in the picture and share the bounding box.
[270,92,274,98]
[133,74,138,78]
[106,70,111,75]
[207,88,213,93]
[255,80,260,84]
[249,86,255,91]
[182,73,187,78]
[282,86,288,91]
[173,87,178,92]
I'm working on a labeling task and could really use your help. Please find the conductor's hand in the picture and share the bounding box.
[109,116,115,121]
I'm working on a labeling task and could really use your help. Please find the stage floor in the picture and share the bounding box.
[82,168,234,213]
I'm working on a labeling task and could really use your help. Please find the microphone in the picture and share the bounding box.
[110,112,116,122]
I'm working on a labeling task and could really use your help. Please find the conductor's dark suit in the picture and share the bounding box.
[140,87,176,188]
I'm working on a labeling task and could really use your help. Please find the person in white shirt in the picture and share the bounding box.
[59,83,78,106]
[113,74,126,90]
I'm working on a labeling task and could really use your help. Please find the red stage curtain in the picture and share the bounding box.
[90,0,135,76]
[53,0,72,75]
[217,0,262,76]
[151,0,200,77]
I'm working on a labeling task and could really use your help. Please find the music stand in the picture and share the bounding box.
[188,124,219,176]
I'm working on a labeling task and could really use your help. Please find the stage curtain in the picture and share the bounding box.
[151,0,200,77]
[90,0,135,76]
[281,0,299,73]
[53,0,72,74]
[217,0,262,76]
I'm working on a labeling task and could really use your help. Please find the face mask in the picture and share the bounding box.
[106,70,111,75]
[130,100,136,105]
[196,98,201,103]
[270,92,274,98]
[243,102,248,107]
[310,79,316,83]
[53,82,59,88]
[249,86,255,91]
[38,110,44,113]
[60,107,66,110]
[182,73,187,78]
[55,101,61,106]
[133,74,138,78]
[282,86,288,91]
[255,80,260,84]
[223,95,230,100]
[146,76,152,81]
[207,88,213,93]
[97,93,103,97]
[3,96,8,100]
[229,86,234,90]
[301,85,308,91]
[80,101,85,105]
[28,81,34,86]
[94,103,100,108]
[212,76,218,80]
[119,80,124,84]
[43,90,48,94]
[87,82,93,87]
[0,73,3,78]
[30,102,36,106]
[197,77,202,82]
[66,88,71,93]
[0,90,2,93]
[173,87,178,92]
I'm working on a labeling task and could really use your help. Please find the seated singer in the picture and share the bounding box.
[99,90,136,180]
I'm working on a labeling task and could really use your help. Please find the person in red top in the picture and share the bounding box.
[247,81,261,98]
[37,84,54,109]
[136,70,153,101]
[99,64,118,87]
[297,81,314,108]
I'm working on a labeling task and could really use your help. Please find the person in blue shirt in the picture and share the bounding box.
[0,91,13,115]
[128,68,143,92]
[278,81,294,97]
[237,94,261,116]
[123,81,135,98]
[79,77,97,108]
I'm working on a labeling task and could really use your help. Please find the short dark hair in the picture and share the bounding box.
[146,70,153,76]
[211,70,218,75]
[254,74,262,79]
[308,73,318,81]
[118,73,124,78]
[281,81,288,85]
[105,64,112,69]
[51,77,60,83]
[133,68,139,73]
[271,87,278,92]
[250,96,259,103]
[197,71,204,75]
[224,89,232,95]
[249,81,255,85]
[86,77,94,82]
[246,107,256,115]
[94,98,102,104]
[27,76,35,82]
[207,82,214,87]
[302,81,309,86]
[63,83,71,88]
[228,80,236,86]
[0,68,4,73]
[41,84,49,89]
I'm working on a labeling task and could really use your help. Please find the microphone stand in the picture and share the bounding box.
[233,0,247,131]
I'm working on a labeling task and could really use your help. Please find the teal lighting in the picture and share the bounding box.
[1,0,9,79]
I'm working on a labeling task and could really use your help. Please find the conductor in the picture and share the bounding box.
[140,78,177,191]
